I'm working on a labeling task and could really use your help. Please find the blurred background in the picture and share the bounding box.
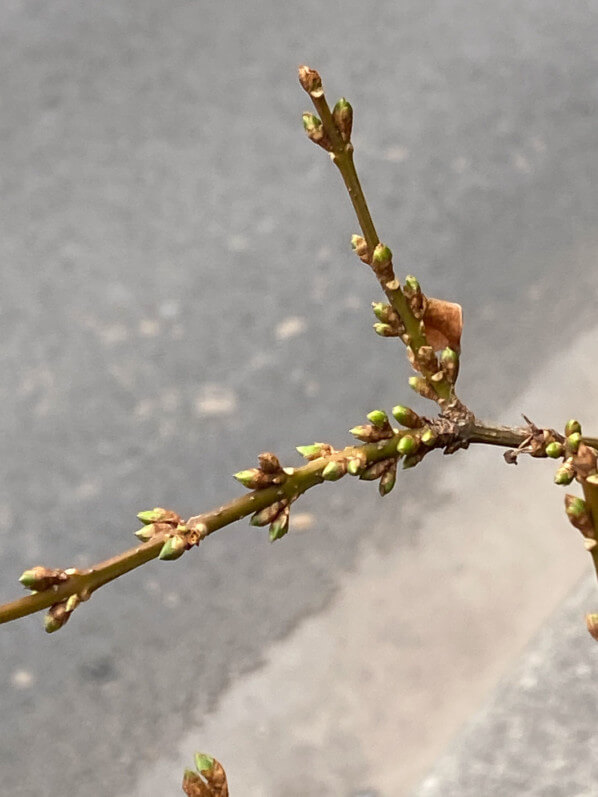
[1,2,597,795]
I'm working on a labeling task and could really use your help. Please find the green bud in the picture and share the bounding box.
[402,453,423,469]
[19,566,67,592]
[397,434,418,456]
[565,419,582,436]
[65,594,80,613]
[135,524,157,542]
[565,494,588,518]
[379,466,397,496]
[373,322,397,338]
[351,234,365,251]
[391,405,422,429]
[441,347,460,384]
[347,457,363,476]
[372,244,392,268]
[302,112,321,132]
[297,444,323,460]
[404,275,420,293]
[554,465,575,485]
[269,510,290,542]
[567,432,582,453]
[194,753,215,773]
[408,376,437,400]
[44,602,71,634]
[233,468,263,489]
[322,460,345,481]
[137,507,171,525]
[332,97,353,142]
[420,427,437,446]
[545,441,564,458]
[367,409,389,428]
[372,302,393,323]
[159,535,187,561]
[349,425,374,442]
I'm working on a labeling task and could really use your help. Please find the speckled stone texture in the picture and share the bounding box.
[413,576,598,797]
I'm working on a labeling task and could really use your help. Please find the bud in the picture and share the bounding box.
[233,468,266,489]
[565,494,594,536]
[250,501,286,527]
[372,302,394,323]
[372,244,393,269]
[347,457,363,476]
[403,275,420,295]
[65,594,81,613]
[194,753,215,773]
[258,452,282,474]
[391,405,423,429]
[137,507,180,525]
[554,463,575,485]
[373,322,398,338]
[420,427,437,447]
[332,97,353,142]
[158,535,187,561]
[302,113,331,150]
[269,507,290,542]
[566,432,582,454]
[349,425,375,442]
[44,601,71,634]
[397,434,418,456]
[322,460,346,481]
[545,441,564,459]
[586,614,598,642]
[440,347,460,383]
[19,566,68,592]
[360,459,392,481]
[297,443,325,460]
[402,453,424,469]
[135,524,157,542]
[565,419,582,437]
[298,66,322,95]
[379,464,397,496]
[350,234,369,263]
[408,376,437,401]
[367,410,389,428]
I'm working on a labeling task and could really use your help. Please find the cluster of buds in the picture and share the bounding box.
[550,419,597,486]
[18,565,83,633]
[299,65,354,155]
[371,301,405,339]
[234,452,289,490]
[350,409,394,443]
[182,752,228,797]
[135,507,206,562]
[250,499,291,542]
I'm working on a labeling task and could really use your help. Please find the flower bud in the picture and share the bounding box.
[233,468,266,489]
[322,460,346,481]
[44,602,71,634]
[545,441,564,458]
[564,494,594,536]
[347,457,363,476]
[373,323,398,338]
[554,464,575,485]
[366,409,389,429]
[379,464,397,496]
[360,459,392,481]
[302,113,331,150]
[250,501,286,527]
[566,432,582,454]
[158,535,187,561]
[565,419,582,436]
[372,302,395,323]
[403,275,420,294]
[397,434,418,456]
[391,405,423,429]
[372,244,392,269]
[420,427,437,446]
[137,507,180,525]
[19,566,68,592]
[332,97,353,142]
[269,507,290,542]
[440,347,460,383]
[298,65,322,94]
[408,376,437,401]
[296,443,326,460]
[350,234,370,263]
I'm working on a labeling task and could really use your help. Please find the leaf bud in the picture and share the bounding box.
[379,463,397,496]
[440,347,460,383]
[332,97,353,142]
[372,302,394,323]
[322,460,346,481]
[360,459,392,481]
[158,535,187,561]
[403,275,420,295]
[19,566,68,592]
[372,244,393,268]
[565,419,582,436]
[373,322,398,338]
[233,468,265,489]
[269,507,290,542]
[297,443,325,460]
[302,113,331,150]
[545,441,564,459]
[250,501,286,527]
[137,507,180,525]
[566,432,582,454]
[391,405,423,428]
[420,427,438,446]
[258,451,282,474]
[351,234,370,263]
[347,457,363,476]
[554,463,575,485]
[367,409,389,428]
[397,434,418,456]
[44,601,71,634]
[564,494,594,536]
[408,376,437,401]
[402,453,424,469]
[298,65,322,95]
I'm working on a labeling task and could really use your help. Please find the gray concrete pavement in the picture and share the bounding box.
[1,2,597,795]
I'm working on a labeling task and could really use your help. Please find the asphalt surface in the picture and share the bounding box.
[1,2,597,796]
